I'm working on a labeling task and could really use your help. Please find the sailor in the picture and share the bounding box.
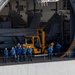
[48,45,53,60]
[10,47,16,62]
[4,48,8,63]
[27,46,33,61]
[56,42,62,54]
[17,45,22,62]
[22,46,27,61]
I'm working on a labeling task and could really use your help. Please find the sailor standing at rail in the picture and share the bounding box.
[10,47,16,62]
[27,46,33,61]
[15,43,20,62]
[17,45,22,62]
[56,42,61,55]
[4,48,8,63]
[48,45,53,60]
[22,46,27,61]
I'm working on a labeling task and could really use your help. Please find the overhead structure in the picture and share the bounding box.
[0,0,10,12]
[36,0,59,6]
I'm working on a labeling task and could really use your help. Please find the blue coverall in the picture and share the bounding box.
[4,49,8,63]
[22,47,27,61]
[27,48,33,61]
[56,43,61,54]
[17,46,22,62]
[10,49,16,62]
[48,46,53,60]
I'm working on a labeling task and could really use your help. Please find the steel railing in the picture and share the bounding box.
[0,52,74,64]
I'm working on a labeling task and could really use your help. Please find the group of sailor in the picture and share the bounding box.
[3,42,62,63]
[4,43,33,63]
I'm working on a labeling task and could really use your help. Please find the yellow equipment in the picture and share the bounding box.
[23,28,46,54]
